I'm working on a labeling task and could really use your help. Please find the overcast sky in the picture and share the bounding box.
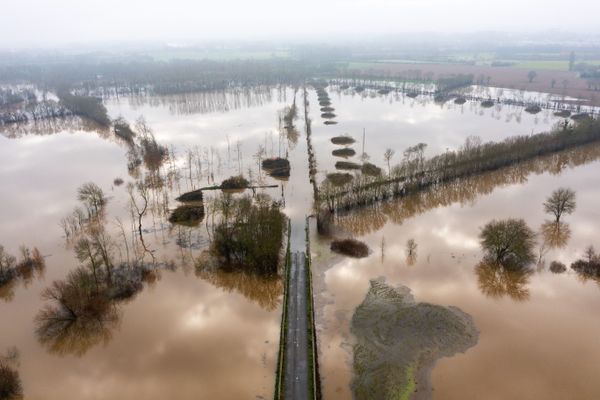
[2,0,599,48]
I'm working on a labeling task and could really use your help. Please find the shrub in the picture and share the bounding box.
[221,175,249,190]
[331,136,355,145]
[335,161,362,170]
[549,261,567,273]
[176,189,204,202]
[361,162,382,176]
[330,238,369,258]
[332,148,356,158]
[262,157,290,171]
[525,105,542,114]
[554,110,571,117]
[262,158,291,178]
[113,118,136,143]
[326,173,353,186]
[571,246,600,278]
[479,219,536,267]
[169,205,205,226]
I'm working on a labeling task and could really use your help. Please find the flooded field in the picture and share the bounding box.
[1,84,599,399]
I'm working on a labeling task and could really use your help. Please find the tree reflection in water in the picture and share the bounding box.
[475,262,533,302]
[540,221,571,249]
[196,263,282,312]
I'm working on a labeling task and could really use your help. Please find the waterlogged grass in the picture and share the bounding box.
[351,279,478,400]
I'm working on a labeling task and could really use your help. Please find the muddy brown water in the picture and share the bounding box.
[0,85,597,399]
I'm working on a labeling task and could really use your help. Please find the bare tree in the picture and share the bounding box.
[383,148,395,176]
[544,188,576,222]
[77,182,107,218]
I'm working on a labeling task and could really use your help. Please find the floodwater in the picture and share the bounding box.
[0,84,597,399]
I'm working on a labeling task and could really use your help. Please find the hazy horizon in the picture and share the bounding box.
[2,0,600,48]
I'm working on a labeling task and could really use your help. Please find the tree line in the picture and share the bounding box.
[320,117,600,212]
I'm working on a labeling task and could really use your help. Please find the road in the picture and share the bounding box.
[284,251,309,400]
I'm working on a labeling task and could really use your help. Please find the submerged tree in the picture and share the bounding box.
[77,182,107,219]
[479,219,536,268]
[0,347,22,400]
[212,195,286,275]
[383,148,395,176]
[543,188,576,223]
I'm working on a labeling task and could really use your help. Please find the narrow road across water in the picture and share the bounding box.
[284,251,309,399]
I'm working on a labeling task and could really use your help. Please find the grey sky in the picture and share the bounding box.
[2,0,599,47]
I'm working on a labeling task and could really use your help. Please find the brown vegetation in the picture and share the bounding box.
[330,238,369,258]
[346,62,600,106]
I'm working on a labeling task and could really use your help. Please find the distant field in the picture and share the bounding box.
[343,61,600,106]
[347,59,600,72]
[150,50,291,61]
[504,60,600,71]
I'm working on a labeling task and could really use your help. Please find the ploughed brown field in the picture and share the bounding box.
[349,62,600,106]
